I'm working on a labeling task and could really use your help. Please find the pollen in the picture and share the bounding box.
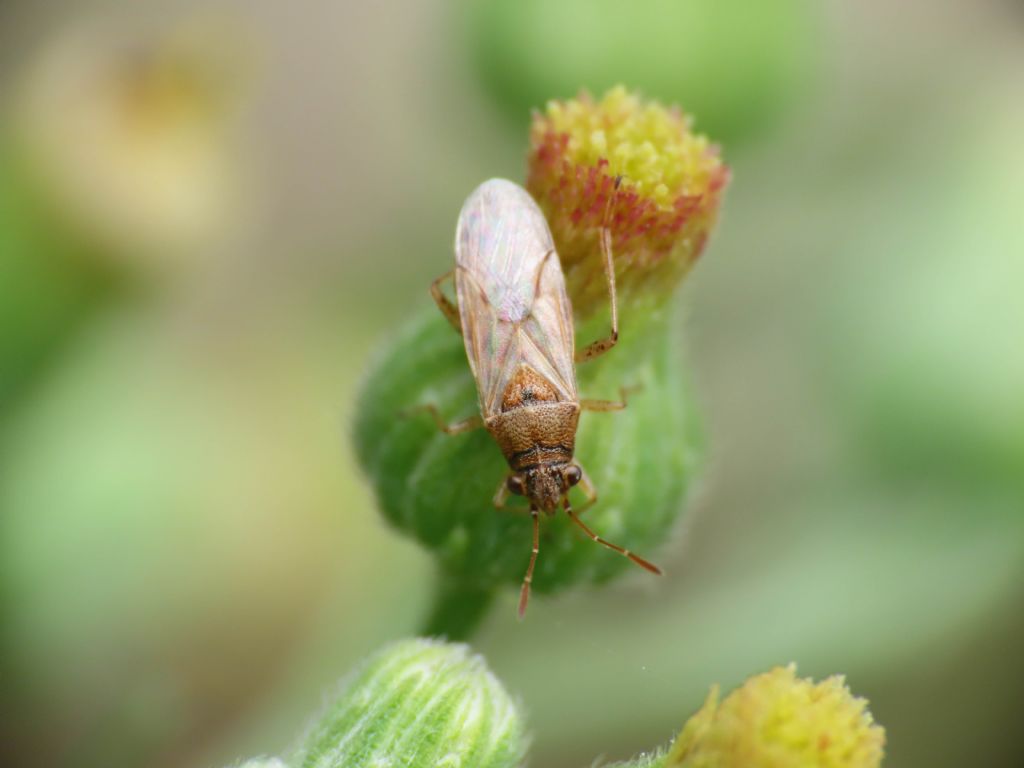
[666,664,886,768]
[527,86,729,316]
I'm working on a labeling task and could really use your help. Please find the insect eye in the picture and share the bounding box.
[507,475,525,495]
[565,465,582,486]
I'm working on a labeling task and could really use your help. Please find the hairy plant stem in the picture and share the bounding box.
[422,569,496,640]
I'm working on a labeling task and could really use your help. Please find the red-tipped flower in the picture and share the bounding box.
[528,86,730,316]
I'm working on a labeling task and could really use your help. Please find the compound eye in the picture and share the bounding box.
[507,475,525,495]
[564,465,582,487]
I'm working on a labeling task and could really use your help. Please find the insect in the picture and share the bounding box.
[417,178,661,617]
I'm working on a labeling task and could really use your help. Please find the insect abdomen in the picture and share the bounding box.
[486,402,579,471]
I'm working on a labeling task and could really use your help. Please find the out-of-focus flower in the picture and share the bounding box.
[14,20,247,270]
[528,86,729,316]
[665,664,885,768]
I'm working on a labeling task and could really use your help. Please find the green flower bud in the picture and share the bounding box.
[289,639,526,768]
[356,303,697,634]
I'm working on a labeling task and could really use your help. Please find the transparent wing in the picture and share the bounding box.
[454,179,577,416]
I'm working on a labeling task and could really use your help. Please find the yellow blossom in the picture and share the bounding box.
[527,86,729,316]
[666,664,885,768]
[15,20,246,269]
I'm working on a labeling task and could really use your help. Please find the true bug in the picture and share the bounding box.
[417,178,661,617]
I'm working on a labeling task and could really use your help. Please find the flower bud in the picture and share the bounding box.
[527,86,729,317]
[289,639,525,768]
[665,664,885,768]
[355,304,698,631]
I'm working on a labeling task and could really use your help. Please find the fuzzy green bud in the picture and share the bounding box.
[288,639,525,768]
[355,303,699,632]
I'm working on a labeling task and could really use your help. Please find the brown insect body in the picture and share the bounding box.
[425,178,660,617]
[489,365,579,514]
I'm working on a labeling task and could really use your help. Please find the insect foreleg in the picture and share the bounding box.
[403,403,482,435]
[529,249,557,303]
[494,479,534,514]
[493,477,511,509]
[518,508,541,618]
[576,179,622,363]
[430,270,461,332]
[573,466,598,515]
[580,384,641,412]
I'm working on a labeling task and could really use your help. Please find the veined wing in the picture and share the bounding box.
[454,179,577,416]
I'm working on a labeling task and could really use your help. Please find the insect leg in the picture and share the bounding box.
[493,478,533,514]
[576,178,622,364]
[430,270,461,332]
[573,466,598,515]
[529,250,557,302]
[402,403,482,434]
[565,499,662,575]
[493,477,511,509]
[518,508,541,619]
[579,384,642,412]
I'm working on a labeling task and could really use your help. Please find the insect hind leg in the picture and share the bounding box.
[430,270,461,333]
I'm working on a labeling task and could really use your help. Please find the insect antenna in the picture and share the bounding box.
[518,508,541,619]
[565,499,662,575]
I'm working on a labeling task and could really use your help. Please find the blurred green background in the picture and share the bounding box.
[1,2,1022,767]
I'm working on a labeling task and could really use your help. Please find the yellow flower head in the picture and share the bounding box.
[667,664,885,768]
[16,19,246,268]
[527,86,729,316]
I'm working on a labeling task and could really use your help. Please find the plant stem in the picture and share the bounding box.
[421,569,495,641]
